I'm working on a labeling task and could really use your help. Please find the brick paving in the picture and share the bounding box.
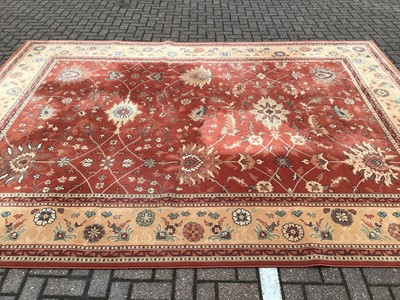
[280,268,400,300]
[0,268,261,299]
[0,0,399,299]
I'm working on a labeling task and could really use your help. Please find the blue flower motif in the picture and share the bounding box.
[292,210,303,217]
[85,211,96,218]
[1,211,11,218]
[181,211,191,217]
[208,212,220,220]
[392,212,400,218]
[275,210,286,217]
[6,87,22,96]
[377,211,387,218]
[274,51,286,57]
[369,65,379,71]
[101,212,112,218]
[197,211,206,217]
[168,213,179,220]
[353,58,364,64]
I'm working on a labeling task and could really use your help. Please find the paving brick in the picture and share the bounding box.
[43,278,86,296]
[342,268,371,300]
[363,268,400,285]
[88,270,111,297]
[197,268,236,281]
[370,286,394,300]
[196,283,216,300]
[320,267,343,284]
[30,269,69,276]
[237,268,258,281]
[175,269,193,300]
[155,269,174,280]
[281,284,305,300]
[392,287,400,300]
[19,277,45,300]
[131,282,172,299]
[113,269,153,280]
[218,283,260,300]
[280,268,322,283]
[70,269,90,277]
[305,285,349,300]
[110,281,130,300]
[1,269,27,293]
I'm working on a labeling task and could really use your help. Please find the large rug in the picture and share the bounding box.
[0,41,399,268]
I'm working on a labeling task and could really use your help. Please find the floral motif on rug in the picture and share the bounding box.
[0,41,399,268]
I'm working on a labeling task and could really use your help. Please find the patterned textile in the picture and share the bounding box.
[0,41,399,268]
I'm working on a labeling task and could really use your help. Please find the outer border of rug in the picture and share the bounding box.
[2,40,399,77]
[0,40,399,269]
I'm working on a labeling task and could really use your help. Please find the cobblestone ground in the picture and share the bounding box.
[0,0,399,299]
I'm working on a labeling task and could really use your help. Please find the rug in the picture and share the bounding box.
[0,41,399,268]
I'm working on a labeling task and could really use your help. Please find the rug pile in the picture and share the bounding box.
[0,41,399,268]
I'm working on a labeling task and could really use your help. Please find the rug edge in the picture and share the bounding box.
[2,39,398,76]
[0,40,32,77]
[2,40,398,80]
[0,259,399,269]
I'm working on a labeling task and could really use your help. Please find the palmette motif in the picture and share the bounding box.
[0,41,399,267]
